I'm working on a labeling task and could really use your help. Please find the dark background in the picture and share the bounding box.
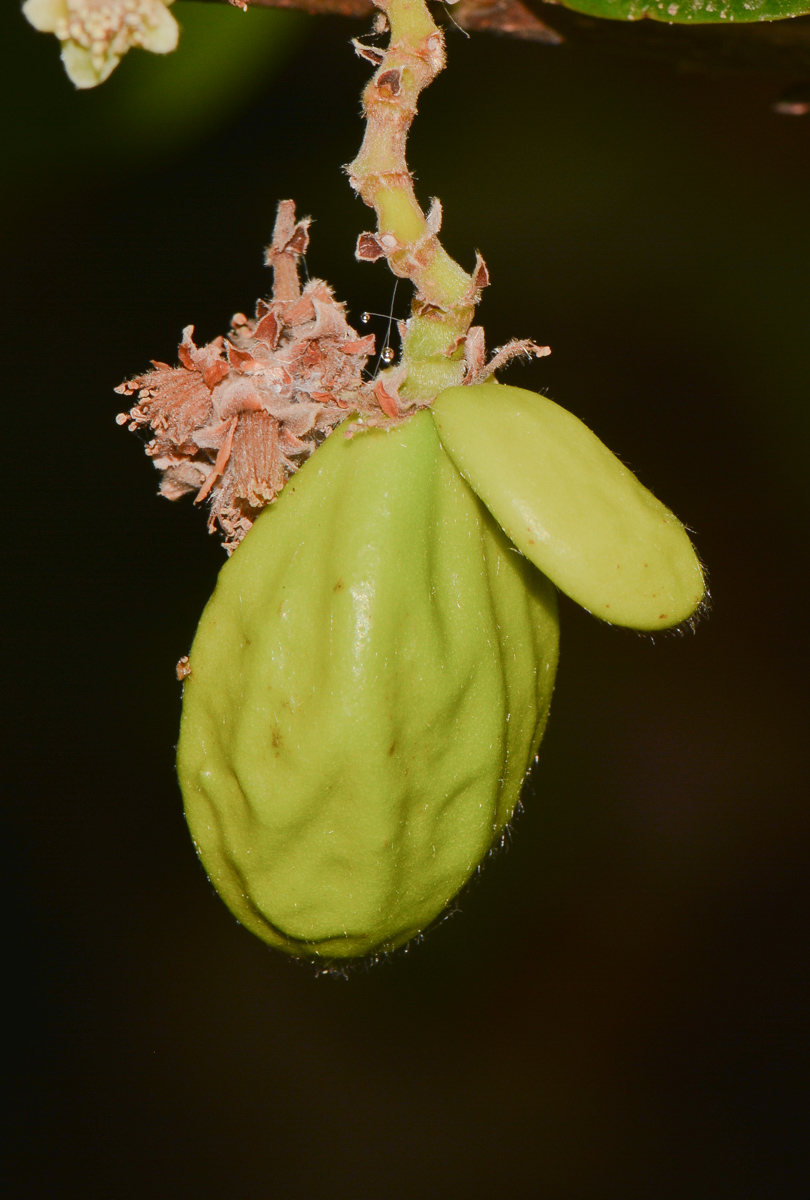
[4,4,809,1196]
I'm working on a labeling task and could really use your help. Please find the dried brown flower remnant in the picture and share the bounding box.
[460,325,551,385]
[117,202,383,552]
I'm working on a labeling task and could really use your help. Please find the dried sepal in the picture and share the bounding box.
[472,252,490,291]
[356,232,387,262]
[117,202,400,552]
[461,326,551,385]
[352,38,385,66]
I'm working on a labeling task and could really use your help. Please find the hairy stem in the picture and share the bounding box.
[347,0,488,403]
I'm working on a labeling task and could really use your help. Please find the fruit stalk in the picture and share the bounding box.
[347,0,487,403]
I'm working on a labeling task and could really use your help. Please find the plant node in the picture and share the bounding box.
[348,0,549,403]
[117,1,552,547]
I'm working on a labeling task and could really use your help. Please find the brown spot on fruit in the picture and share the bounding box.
[333,579,345,591]
[176,655,191,681]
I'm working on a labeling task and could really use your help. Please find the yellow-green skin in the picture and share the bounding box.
[432,383,705,631]
[178,411,559,960]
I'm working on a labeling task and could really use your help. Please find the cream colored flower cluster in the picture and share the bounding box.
[23,0,178,88]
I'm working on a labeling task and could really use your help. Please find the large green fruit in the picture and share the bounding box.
[432,383,705,631]
[178,410,559,960]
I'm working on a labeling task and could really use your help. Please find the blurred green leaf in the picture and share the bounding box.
[557,0,810,23]
[4,3,309,196]
[529,4,810,78]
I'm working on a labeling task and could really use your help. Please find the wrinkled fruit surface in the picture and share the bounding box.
[432,383,705,630]
[178,411,559,960]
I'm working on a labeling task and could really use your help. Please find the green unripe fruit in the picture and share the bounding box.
[177,411,559,960]
[432,383,705,631]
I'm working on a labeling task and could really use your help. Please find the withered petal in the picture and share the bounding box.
[254,310,281,349]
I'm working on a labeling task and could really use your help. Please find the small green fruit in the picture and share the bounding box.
[178,411,559,960]
[432,382,705,630]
